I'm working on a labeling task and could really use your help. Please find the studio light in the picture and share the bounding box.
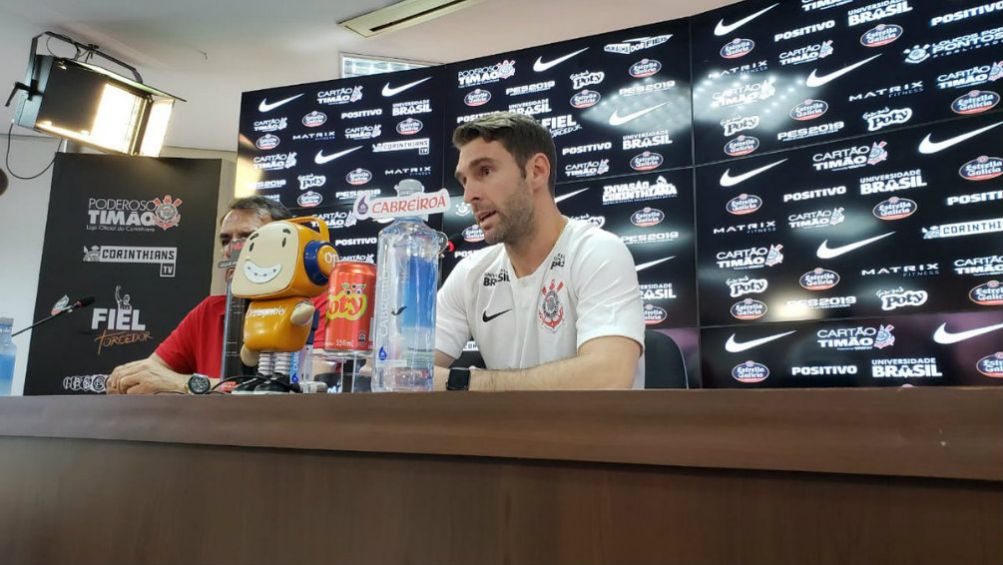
[5,32,184,157]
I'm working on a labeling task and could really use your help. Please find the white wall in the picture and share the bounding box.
[0,134,235,395]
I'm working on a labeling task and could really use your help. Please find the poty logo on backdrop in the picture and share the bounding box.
[726,276,769,298]
[353,188,450,221]
[87,195,182,233]
[721,115,760,137]
[862,107,913,131]
[570,71,605,90]
[90,285,152,355]
[876,287,929,311]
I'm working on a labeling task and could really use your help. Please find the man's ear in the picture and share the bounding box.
[527,152,551,193]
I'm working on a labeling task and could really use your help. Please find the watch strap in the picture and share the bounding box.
[446,367,470,391]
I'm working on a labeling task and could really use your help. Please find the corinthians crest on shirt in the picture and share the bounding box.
[539,279,566,331]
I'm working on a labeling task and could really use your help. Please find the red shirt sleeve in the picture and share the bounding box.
[155,296,224,375]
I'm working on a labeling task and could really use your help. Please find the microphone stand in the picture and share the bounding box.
[12,304,90,337]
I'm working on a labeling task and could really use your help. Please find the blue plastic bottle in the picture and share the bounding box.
[371,180,443,392]
[0,318,16,396]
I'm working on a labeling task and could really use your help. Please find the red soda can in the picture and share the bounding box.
[324,261,377,356]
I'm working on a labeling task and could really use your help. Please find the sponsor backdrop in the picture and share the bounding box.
[24,154,222,395]
[238,0,1003,388]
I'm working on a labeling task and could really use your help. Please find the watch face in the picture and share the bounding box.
[188,374,211,394]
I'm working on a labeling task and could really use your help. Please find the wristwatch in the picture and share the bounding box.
[447,367,470,391]
[186,373,212,395]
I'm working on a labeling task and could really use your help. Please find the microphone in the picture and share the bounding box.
[12,295,94,337]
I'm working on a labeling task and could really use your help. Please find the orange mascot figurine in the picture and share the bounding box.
[231,216,337,393]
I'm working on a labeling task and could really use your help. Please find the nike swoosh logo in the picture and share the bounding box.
[314,146,363,165]
[555,187,590,204]
[806,54,881,88]
[482,309,512,323]
[533,47,589,72]
[816,232,895,259]
[381,77,432,97]
[391,306,407,316]
[918,121,1003,154]
[608,102,669,126]
[258,94,303,112]
[725,330,796,353]
[714,3,779,36]
[933,321,1003,345]
[719,158,788,187]
[635,256,675,272]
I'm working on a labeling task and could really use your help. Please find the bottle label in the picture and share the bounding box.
[353,188,450,221]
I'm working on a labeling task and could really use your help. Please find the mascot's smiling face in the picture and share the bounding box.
[231,222,300,298]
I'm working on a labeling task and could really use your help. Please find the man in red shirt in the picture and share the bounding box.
[106,196,316,394]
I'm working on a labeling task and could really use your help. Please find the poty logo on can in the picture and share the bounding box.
[630,151,663,171]
[970,280,1003,306]
[463,224,485,243]
[297,191,323,208]
[790,99,829,121]
[724,135,760,156]
[732,361,770,383]
[726,194,763,216]
[860,24,903,47]
[570,89,601,109]
[730,298,768,320]
[721,38,755,59]
[396,118,423,135]
[630,207,665,227]
[643,304,668,325]
[255,134,280,150]
[346,168,372,186]
[629,59,662,78]
[799,267,840,291]
[873,196,918,220]
[463,89,492,107]
[960,156,1003,181]
[302,111,327,127]
[977,352,1003,378]
[952,90,1000,114]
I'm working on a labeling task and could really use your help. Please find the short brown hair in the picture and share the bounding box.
[452,112,557,196]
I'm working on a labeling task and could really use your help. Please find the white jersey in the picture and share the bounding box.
[436,218,645,387]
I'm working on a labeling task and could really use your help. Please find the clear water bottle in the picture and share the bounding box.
[0,318,16,396]
[372,180,444,392]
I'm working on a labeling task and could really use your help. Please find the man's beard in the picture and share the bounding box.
[484,180,535,245]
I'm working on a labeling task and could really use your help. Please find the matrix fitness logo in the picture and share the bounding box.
[87,195,182,233]
[90,285,152,355]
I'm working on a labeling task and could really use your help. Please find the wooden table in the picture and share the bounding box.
[1,388,1001,565]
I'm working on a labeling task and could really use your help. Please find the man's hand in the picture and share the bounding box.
[106,354,187,395]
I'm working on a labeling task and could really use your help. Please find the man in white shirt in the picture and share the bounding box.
[435,112,644,391]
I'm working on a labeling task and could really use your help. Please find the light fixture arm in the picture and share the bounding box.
[30,32,144,84]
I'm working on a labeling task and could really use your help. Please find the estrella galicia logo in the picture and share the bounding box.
[302,111,327,127]
[462,224,485,243]
[396,118,423,135]
[721,38,755,59]
[570,89,601,109]
[960,156,1003,181]
[630,151,663,171]
[873,196,918,220]
[724,135,760,157]
[297,191,323,208]
[345,168,372,186]
[977,352,1003,378]
[630,207,665,227]
[860,24,903,48]
[629,59,662,78]
[951,90,1000,115]
[799,267,840,291]
[730,298,768,320]
[726,193,763,215]
[464,89,491,107]
[790,99,828,121]
[732,360,770,383]
[643,304,668,325]
[970,280,1003,306]
[255,134,280,150]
